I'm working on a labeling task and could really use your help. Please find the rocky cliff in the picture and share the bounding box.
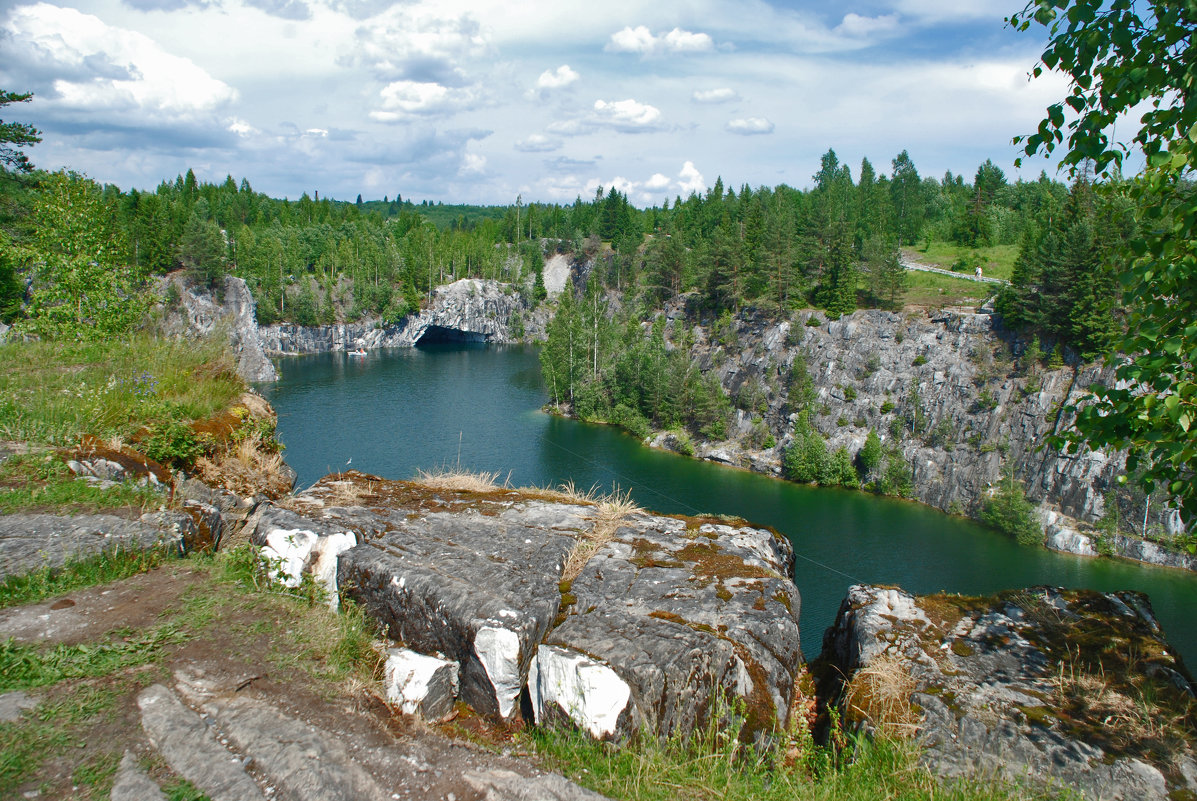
[661,303,1185,549]
[156,273,278,382]
[260,278,548,356]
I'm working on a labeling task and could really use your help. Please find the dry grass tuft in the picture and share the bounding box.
[415,467,505,493]
[1053,656,1194,748]
[325,477,378,507]
[194,434,292,500]
[844,653,921,738]
[561,486,642,582]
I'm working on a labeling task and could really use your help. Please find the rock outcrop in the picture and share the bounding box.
[0,512,195,580]
[247,472,803,740]
[662,303,1187,560]
[260,278,547,355]
[821,583,1197,801]
[157,273,277,382]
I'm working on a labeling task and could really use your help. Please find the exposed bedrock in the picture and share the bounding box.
[259,278,547,356]
[539,518,801,739]
[156,274,277,383]
[247,473,802,739]
[0,511,198,580]
[669,304,1187,561]
[821,583,1197,801]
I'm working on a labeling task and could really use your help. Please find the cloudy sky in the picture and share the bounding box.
[0,0,1068,206]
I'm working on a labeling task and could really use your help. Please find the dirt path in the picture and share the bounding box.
[899,254,1008,285]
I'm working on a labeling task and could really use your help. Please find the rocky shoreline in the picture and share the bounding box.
[2,408,1194,800]
[159,274,1194,575]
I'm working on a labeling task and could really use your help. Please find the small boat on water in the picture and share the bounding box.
[348,348,367,357]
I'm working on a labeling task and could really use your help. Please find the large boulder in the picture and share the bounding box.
[822,584,1197,801]
[250,473,804,739]
[535,518,802,740]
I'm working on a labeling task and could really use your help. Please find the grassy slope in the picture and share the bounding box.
[0,335,244,447]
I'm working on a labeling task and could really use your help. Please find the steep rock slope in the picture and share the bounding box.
[669,305,1183,542]
[260,278,547,355]
[156,274,277,382]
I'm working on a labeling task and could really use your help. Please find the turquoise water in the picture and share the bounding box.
[262,344,1196,668]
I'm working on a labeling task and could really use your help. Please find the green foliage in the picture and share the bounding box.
[18,171,150,340]
[139,419,204,468]
[980,468,1041,546]
[162,778,213,801]
[0,459,163,515]
[528,721,1055,801]
[879,447,914,497]
[830,447,860,488]
[0,335,244,447]
[857,430,883,474]
[0,624,186,693]
[542,295,732,442]
[1012,0,1197,530]
[0,89,41,173]
[1020,335,1044,373]
[782,413,831,484]
[178,208,227,287]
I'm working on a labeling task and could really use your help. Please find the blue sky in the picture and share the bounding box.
[0,0,1067,205]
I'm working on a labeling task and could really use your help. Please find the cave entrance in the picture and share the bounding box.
[414,325,488,346]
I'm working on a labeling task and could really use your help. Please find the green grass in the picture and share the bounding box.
[0,718,72,792]
[905,242,1019,281]
[0,451,166,515]
[0,624,188,693]
[0,545,177,608]
[528,724,1074,801]
[0,334,245,447]
[902,270,996,308]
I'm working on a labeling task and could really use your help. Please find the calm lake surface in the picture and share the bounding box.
[262,344,1196,668]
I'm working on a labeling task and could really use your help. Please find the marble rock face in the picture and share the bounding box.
[249,474,805,740]
[822,583,1197,801]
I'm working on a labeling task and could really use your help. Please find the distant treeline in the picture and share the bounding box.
[2,149,1127,357]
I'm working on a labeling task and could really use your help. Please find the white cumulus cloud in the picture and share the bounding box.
[347,9,489,87]
[369,80,480,121]
[605,25,714,56]
[835,13,901,37]
[536,64,579,90]
[2,2,237,133]
[677,160,706,195]
[644,173,670,190]
[592,98,663,132]
[514,134,561,152]
[459,152,486,175]
[692,88,739,104]
[726,117,775,135]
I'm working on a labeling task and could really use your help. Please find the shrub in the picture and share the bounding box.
[782,414,830,484]
[980,469,1041,546]
[879,447,914,497]
[973,388,999,412]
[857,430,883,474]
[611,404,651,441]
[912,354,928,367]
[138,420,204,468]
[831,447,859,488]
[880,400,895,414]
